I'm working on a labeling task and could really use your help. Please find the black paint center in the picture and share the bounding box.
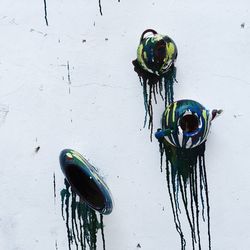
[180,114,199,133]
[66,164,105,210]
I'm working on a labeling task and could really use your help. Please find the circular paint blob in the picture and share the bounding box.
[157,99,213,148]
[137,29,178,76]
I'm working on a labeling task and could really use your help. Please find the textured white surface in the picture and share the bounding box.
[0,0,250,249]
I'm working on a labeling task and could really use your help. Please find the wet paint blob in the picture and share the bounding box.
[156,100,222,249]
[132,29,177,139]
[60,179,106,250]
[59,149,113,215]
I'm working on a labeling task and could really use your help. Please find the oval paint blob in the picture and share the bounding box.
[59,149,113,250]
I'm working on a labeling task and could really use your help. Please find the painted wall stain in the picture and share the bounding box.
[0,104,9,125]
[35,146,40,153]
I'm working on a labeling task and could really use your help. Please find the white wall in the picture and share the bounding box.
[0,0,250,249]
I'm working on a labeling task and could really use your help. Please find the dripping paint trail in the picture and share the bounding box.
[140,65,176,140]
[61,179,106,250]
[132,29,178,140]
[43,0,49,26]
[98,0,103,16]
[67,61,72,95]
[160,142,211,250]
[133,61,176,140]
[53,172,56,204]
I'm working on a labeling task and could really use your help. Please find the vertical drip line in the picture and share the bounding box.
[143,79,148,128]
[70,208,79,249]
[193,164,201,250]
[152,84,157,104]
[165,160,186,249]
[98,0,103,15]
[170,162,181,214]
[164,77,169,107]
[89,209,98,249]
[178,175,196,250]
[53,172,56,204]
[43,0,49,26]
[76,202,84,249]
[171,66,177,102]
[55,240,58,250]
[60,181,105,250]
[82,205,88,249]
[199,156,206,221]
[64,182,72,249]
[148,84,153,140]
[71,192,80,248]
[159,77,164,100]
[67,61,72,95]
[189,169,197,248]
[67,61,71,85]
[185,176,196,250]
[100,214,106,250]
[202,156,212,250]
[159,141,164,172]
[163,68,175,106]
[155,80,159,95]
[139,76,143,86]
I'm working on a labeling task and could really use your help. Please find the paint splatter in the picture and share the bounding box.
[60,179,106,250]
[35,146,40,153]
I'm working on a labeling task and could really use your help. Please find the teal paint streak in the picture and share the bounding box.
[133,59,176,140]
[159,141,211,250]
[163,65,176,106]
[60,179,106,250]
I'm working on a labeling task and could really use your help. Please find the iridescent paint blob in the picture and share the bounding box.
[59,149,113,215]
[155,100,222,250]
[59,149,113,249]
[132,29,178,139]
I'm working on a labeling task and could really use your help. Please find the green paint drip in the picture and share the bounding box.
[60,179,106,250]
[163,65,176,106]
[133,59,176,140]
[160,142,211,250]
